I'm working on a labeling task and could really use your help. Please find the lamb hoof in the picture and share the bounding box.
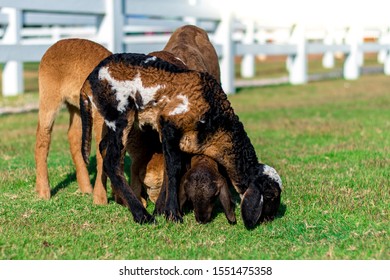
[93,193,108,205]
[134,212,156,224]
[153,205,164,216]
[79,185,93,194]
[36,186,51,200]
[164,210,183,223]
[114,195,125,206]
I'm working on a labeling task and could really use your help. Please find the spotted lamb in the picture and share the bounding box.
[80,53,282,228]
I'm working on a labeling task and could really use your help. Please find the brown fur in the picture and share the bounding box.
[35,39,111,200]
[163,25,220,82]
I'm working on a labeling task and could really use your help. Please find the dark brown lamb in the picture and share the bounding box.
[179,155,236,224]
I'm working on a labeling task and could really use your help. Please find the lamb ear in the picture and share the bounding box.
[241,185,263,229]
[218,179,236,224]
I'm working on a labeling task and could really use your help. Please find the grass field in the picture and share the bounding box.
[0,70,389,259]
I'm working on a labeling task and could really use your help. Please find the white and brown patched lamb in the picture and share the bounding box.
[80,52,282,228]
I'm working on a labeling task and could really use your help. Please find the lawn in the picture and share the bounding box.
[0,73,389,260]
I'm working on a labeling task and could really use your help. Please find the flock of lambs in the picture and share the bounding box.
[34,25,282,229]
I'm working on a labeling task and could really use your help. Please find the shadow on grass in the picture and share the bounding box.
[276,202,287,220]
[51,171,77,197]
[50,155,132,198]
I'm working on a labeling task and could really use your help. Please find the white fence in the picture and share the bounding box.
[1,0,390,96]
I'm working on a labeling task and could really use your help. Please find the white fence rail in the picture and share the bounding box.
[1,0,390,96]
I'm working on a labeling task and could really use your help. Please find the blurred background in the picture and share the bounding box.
[0,0,389,100]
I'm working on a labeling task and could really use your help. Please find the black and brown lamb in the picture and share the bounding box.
[80,53,282,228]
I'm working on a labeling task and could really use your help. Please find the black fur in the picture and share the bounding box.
[80,93,92,165]
[94,53,190,76]
[197,73,259,190]
[197,73,281,228]
[100,115,154,224]
[155,118,184,222]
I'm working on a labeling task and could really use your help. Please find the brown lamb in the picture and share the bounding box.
[179,155,236,224]
[35,38,111,200]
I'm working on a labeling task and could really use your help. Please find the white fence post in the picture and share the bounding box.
[377,27,388,64]
[288,24,307,85]
[379,26,390,75]
[2,7,24,96]
[384,28,390,75]
[344,26,361,80]
[255,27,267,61]
[322,27,335,68]
[240,19,255,78]
[384,49,390,75]
[215,9,235,94]
[184,0,198,25]
[97,0,124,53]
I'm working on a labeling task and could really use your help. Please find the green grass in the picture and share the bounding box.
[0,74,389,260]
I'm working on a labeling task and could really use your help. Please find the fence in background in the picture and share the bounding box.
[1,0,390,96]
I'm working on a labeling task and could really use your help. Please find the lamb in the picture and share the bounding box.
[179,155,236,224]
[36,38,164,206]
[80,52,282,228]
[35,38,111,200]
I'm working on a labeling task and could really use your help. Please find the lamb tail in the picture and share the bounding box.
[80,81,93,165]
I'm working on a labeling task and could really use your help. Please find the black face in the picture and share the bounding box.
[260,182,281,222]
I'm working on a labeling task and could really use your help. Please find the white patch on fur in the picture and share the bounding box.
[144,56,157,64]
[263,165,283,190]
[98,67,161,112]
[105,120,116,131]
[169,94,189,116]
